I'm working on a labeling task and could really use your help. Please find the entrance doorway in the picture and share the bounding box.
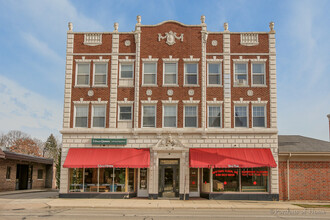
[158,159,179,198]
[16,164,33,190]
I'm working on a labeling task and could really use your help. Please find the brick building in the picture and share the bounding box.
[0,149,53,191]
[60,16,279,200]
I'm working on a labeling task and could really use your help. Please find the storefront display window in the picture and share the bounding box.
[128,168,135,192]
[139,168,148,190]
[212,168,239,192]
[69,168,83,192]
[189,168,198,192]
[241,167,268,192]
[114,168,126,192]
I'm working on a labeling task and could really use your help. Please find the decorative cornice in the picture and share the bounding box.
[141,20,202,27]
[183,55,200,62]
[161,97,179,104]
[240,33,259,46]
[119,56,135,62]
[118,98,134,105]
[141,97,158,104]
[250,56,267,62]
[75,56,92,62]
[92,56,109,63]
[84,33,102,46]
[207,98,223,105]
[142,55,159,62]
[162,55,179,62]
[91,98,108,104]
[73,98,90,104]
[233,98,250,104]
[207,56,223,62]
[251,98,268,104]
[182,97,200,104]
[233,56,249,62]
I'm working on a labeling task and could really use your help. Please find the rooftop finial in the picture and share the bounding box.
[269,21,275,33]
[114,22,119,32]
[137,15,141,24]
[201,15,205,24]
[224,22,229,32]
[68,22,73,31]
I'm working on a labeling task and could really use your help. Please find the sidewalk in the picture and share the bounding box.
[0,188,54,196]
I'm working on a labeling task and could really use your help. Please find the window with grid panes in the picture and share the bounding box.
[184,106,197,127]
[76,63,90,85]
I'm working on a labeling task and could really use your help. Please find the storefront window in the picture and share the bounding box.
[241,167,268,192]
[139,168,148,190]
[212,168,239,192]
[202,168,211,192]
[128,168,135,192]
[189,168,198,192]
[114,168,126,192]
[99,168,113,192]
[84,168,98,192]
[69,168,83,192]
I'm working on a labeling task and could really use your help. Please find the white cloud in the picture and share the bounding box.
[0,75,62,141]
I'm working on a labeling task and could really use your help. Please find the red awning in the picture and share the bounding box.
[190,148,277,168]
[63,148,150,168]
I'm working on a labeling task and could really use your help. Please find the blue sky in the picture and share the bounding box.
[0,0,329,141]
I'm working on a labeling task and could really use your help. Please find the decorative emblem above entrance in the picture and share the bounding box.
[158,31,184,46]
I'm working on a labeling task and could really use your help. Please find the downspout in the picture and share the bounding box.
[287,153,292,200]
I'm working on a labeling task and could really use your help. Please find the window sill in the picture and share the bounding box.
[183,84,200,87]
[162,84,179,87]
[6,179,11,181]
[233,85,250,88]
[251,85,267,88]
[37,179,43,181]
[92,85,108,88]
[74,85,90,88]
[118,85,134,88]
[141,85,158,87]
[207,85,223,87]
[118,120,132,122]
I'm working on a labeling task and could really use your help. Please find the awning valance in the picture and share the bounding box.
[190,148,277,168]
[63,148,150,168]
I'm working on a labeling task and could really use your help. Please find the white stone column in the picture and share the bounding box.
[63,23,74,128]
[223,25,231,128]
[201,18,207,129]
[134,17,141,129]
[109,24,119,128]
[59,142,69,194]
[269,30,277,128]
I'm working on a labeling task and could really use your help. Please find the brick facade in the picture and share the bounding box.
[279,161,330,200]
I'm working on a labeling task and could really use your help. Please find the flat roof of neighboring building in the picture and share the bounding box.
[278,135,330,153]
[2,150,53,164]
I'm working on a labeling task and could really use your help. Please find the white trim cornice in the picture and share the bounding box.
[250,56,267,62]
[141,97,158,104]
[73,98,90,104]
[162,55,179,62]
[183,55,200,62]
[182,97,200,104]
[251,98,268,104]
[75,56,92,62]
[92,56,109,63]
[233,56,249,62]
[91,98,108,104]
[233,98,250,104]
[207,98,223,105]
[118,98,134,105]
[142,55,159,62]
[161,97,179,104]
[207,56,223,62]
[119,56,135,62]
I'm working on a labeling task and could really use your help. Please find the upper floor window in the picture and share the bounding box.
[93,63,107,86]
[76,63,90,86]
[184,106,197,127]
[252,63,265,85]
[164,63,177,85]
[208,106,221,128]
[234,63,248,86]
[208,63,222,85]
[143,63,157,85]
[184,63,198,85]
[120,63,134,79]
[75,105,88,128]
[92,105,106,128]
[163,105,177,127]
[119,106,132,121]
[252,106,266,127]
[235,106,248,128]
[142,105,156,127]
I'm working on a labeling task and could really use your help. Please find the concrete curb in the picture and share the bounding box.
[0,189,58,196]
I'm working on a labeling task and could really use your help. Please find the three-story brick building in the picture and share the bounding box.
[60,16,278,200]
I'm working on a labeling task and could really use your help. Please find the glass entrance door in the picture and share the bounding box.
[158,159,179,198]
